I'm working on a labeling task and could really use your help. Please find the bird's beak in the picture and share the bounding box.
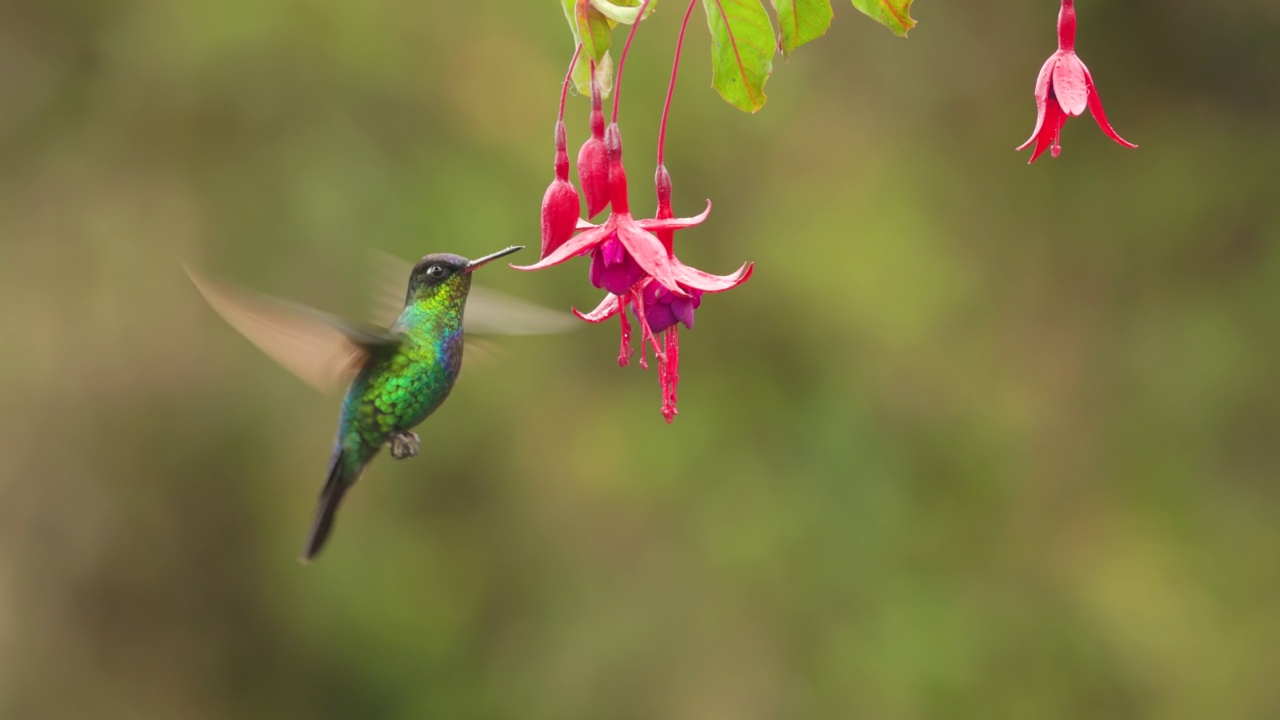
[465,246,524,273]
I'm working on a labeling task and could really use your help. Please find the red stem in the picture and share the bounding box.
[1057,0,1076,52]
[657,0,699,166]
[558,44,583,121]
[612,0,655,123]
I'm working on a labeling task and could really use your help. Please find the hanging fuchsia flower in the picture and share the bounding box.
[564,161,752,422]
[517,124,730,298]
[1017,0,1136,163]
[515,123,752,422]
[524,2,753,422]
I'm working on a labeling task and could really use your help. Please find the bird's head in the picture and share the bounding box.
[405,246,524,305]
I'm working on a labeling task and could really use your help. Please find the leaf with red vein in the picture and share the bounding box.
[771,0,833,56]
[703,0,775,113]
[849,0,915,37]
[562,0,613,62]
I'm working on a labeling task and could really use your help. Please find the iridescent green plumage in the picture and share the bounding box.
[185,246,560,562]
[307,255,478,559]
[308,249,530,561]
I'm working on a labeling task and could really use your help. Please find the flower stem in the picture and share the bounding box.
[612,0,655,123]
[657,0,699,167]
[559,44,583,122]
[1057,0,1076,52]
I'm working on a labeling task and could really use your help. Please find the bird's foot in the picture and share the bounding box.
[389,431,420,460]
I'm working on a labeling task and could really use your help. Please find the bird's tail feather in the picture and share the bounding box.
[299,449,357,563]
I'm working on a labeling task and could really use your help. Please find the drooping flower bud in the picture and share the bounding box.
[576,77,609,218]
[541,120,580,257]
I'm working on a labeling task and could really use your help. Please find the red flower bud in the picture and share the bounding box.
[577,78,610,218]
[541,179,579,257]
[542,120,580,257]
[577,139,608,219]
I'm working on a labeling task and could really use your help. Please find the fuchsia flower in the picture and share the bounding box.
[521,124,728,287]
[526,5,752,422]
[1017,0,1136,163]
[516,123,752,422]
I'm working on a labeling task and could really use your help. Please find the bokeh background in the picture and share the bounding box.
[2,1,1278,718]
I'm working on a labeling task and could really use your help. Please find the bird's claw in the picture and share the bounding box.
[389,431,420,460]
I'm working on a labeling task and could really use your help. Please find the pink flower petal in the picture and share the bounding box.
[1084,67,1138,149]
[1017,55,1059,152]
[512,221,614,271]
[1052,52,1090,117]
[672,261,754,292]
[671,296,697,329]
[1027,99,1065,163]
[576,218,600,231]
[636,200,712,232]
[1016,97,1049,152]
[614,216,688,297]
[572,293,621,322]
[1032,53,1057,102]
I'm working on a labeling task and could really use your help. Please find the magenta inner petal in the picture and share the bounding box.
[590,235,647,296]
[639,283,703,333]
[671,296,698,329]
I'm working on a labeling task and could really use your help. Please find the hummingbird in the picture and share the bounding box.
[187,245,570,562]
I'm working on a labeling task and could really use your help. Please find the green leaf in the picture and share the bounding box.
[571,50,614,98]
[562,0,613,61]
[702,0,775,113]
[589,0,659,25]
[849,0,915,37]
[561,0,581,39]
[771,0,833,56]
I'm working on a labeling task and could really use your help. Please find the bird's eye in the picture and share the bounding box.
[427,265,448,280]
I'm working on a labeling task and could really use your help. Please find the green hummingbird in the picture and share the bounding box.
[187,245,570,562]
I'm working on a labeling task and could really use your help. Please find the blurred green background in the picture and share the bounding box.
[2,1,1278,718]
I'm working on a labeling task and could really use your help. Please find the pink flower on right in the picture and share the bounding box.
[1018,0,1137,163]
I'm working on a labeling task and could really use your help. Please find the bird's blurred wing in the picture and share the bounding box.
[462,337,505,367]
[463,286,577,335]
[185,265,399,393]
[367,250,411,327]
